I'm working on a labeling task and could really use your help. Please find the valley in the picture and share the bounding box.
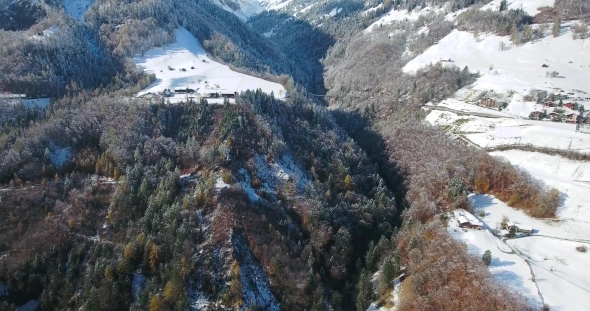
[1,0,590,310]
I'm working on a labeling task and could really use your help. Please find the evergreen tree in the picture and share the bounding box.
[553,18,561,37]
[509,226,517,238]
[482,250,492,266]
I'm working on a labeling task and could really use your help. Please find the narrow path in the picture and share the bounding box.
[507,238,590,296]
[502,238,546,305]
[423,105,515,119]
[529,234,590,244]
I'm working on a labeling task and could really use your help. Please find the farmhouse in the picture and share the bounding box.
[565,102,576,109]
[544,101,555,107]
[175,88,195,94]
[549,112,560,121]
[480,98,500,109]
[453,209,483,230]
[566,113,579,124]
[529,111,542,120]
[221,92,237,98]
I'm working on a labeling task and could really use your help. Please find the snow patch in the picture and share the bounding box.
[253,153,309,194]
[63,0,95,21]
[238,168,259,202]
[189,286,211,310]
[215,177,231,192]
[328,7,342,17]
[17,300,39,311]
[42,26,58,37]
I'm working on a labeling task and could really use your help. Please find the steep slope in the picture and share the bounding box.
[0,0,46,31]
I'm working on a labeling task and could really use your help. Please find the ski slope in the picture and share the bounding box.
[133,28,286,104]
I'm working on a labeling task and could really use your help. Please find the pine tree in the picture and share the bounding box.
[379,256,396,293]
[522,25,533,42]
[356,269,370,311]
[553,18,561,37]
[509,226,517,238]
[482,250,492,266]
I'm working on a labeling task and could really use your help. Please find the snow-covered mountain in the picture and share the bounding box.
[210,0,291,20]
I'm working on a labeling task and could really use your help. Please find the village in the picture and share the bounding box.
[475,93,589,127]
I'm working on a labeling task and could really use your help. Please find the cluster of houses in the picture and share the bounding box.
[137,89,238,102]
[453,209,483,230]
[528,101,588,124]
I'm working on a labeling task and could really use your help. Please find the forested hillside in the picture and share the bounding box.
[0,0,574,310]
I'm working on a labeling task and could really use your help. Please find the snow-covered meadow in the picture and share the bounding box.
[133,28,286,104]
[452,194,590,310]
[404,27,590,96]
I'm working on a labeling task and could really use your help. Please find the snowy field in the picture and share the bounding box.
[133,28,286,104]
[427,110,590,152]
[508,236,590,310]
[461,194,590,310]
[448,218,543,308]
[480,0,554,16]
[490,150,590,239]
